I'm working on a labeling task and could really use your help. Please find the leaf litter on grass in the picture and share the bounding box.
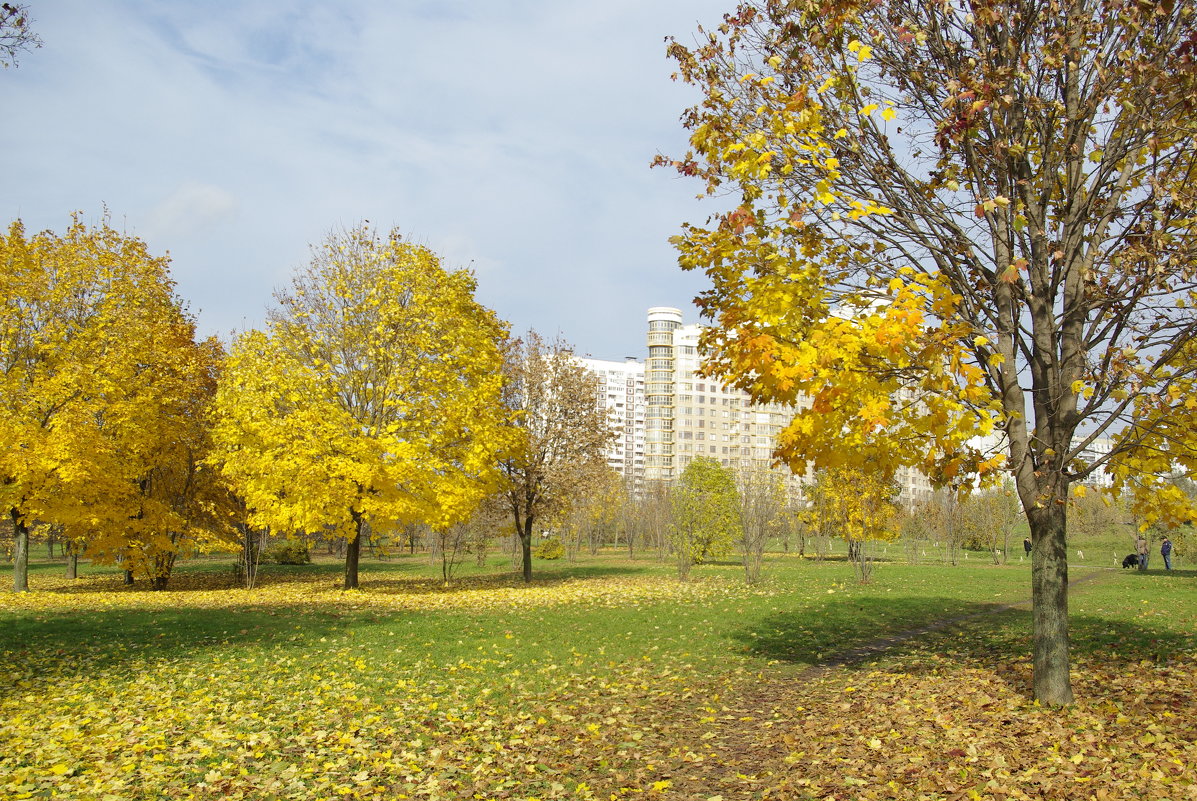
[3,566,1194,800]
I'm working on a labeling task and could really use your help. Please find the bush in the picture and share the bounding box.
[533,537,564,560]
[264,540,311,565]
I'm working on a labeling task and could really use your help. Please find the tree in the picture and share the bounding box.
[498,331,615,583]
[806,467,898,582]
[1,3,41,69]
[211,224,512,590]
[1,216,215,591]
[463,492,510,568]
[561,467,624,559]
[735,466,787,583]
[664,0,1197,704]
[671,456,741,580]
[108,334,240,590]
[957,485,1022,564]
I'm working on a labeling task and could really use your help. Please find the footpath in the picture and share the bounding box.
[648,568,1196,800]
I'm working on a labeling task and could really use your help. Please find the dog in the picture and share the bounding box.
[1121,553,1139,569]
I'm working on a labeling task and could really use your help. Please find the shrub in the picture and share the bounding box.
[533,537,564,560]
[264,540,311,565]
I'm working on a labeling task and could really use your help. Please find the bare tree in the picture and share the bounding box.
[735,467,786,584]
[499,331,615,583]
[1,3,41,69]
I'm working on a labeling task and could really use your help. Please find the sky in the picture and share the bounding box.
[2,0,736,359]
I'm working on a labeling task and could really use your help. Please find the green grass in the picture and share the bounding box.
[1,550,1194,799]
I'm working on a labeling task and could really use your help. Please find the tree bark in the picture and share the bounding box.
[521,515,534,584]
[345,512,363,590]
[11,508,29,592]
[1028,499,1073,705]
[65,551,78,580]
[123,570,134,586]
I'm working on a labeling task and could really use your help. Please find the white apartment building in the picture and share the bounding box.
[643,307,808,494]
[642,306,941,504]
[1073,435,1115,488]
[577,356,646,489]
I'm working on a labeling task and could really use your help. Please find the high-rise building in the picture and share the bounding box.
[577,356,646,489]
[639,306,943,504]
[581,306,940,503]
[643,307,808,493]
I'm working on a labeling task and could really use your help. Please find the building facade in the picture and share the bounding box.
[643,307,808,493]
[577,356,646,490]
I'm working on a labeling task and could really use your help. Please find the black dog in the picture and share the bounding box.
[1121,554,1139,569]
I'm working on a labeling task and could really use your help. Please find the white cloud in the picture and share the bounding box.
[142,183,239,242]
[3,0,730,356]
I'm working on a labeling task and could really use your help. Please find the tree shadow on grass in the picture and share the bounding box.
[732,595,1196,696]
[0,562,655,682]
[0,604,362,685]
[10,556,653,595]
[364,562,650,594]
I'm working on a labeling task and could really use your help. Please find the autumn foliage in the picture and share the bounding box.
[211,224,513,589]
[0,217,235,591]
[663,0,1197,704]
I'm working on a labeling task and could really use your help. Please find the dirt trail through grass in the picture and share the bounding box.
[656,568,1142,800]
[809,566,1115,673]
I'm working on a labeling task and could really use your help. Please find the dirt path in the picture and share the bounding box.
[806,566,1115,675]
[656,568,1120,799]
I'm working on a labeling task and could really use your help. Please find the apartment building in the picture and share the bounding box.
[576,356,646,490]
[642,307,809,493]
[639,306,948,504]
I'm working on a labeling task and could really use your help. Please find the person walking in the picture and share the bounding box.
[1023,537,1032,557]
[1161,536,1173,571]
[1136,534,1150,571]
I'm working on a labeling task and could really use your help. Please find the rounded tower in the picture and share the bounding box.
[644,307,682,482]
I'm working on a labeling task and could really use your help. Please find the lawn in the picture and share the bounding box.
[1,552,1194,800]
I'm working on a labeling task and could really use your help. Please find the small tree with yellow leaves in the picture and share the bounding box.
[806,468,898,583]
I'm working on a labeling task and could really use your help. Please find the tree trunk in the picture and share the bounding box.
[521,515,534,584]
[150,575,169,591]
[1028,499,1073,705]
[345,513,363,590]
[66,550,78,580]
[11,508,29,592]
[239,524,259,589]
[123,570,135,586]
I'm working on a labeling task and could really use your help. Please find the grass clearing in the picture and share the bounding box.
[2,553,1194,799]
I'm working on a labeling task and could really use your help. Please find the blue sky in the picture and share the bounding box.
[2,0,733,358]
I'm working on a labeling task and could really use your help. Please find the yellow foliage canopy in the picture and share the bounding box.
[211,225,515,584]
[0,216,237,589]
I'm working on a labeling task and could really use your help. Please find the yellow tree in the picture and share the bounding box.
[806,467,899,582]
[211,224,511,590]
[664,0,1197,704]
[1,216,212,591]
[104,333,240,589]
